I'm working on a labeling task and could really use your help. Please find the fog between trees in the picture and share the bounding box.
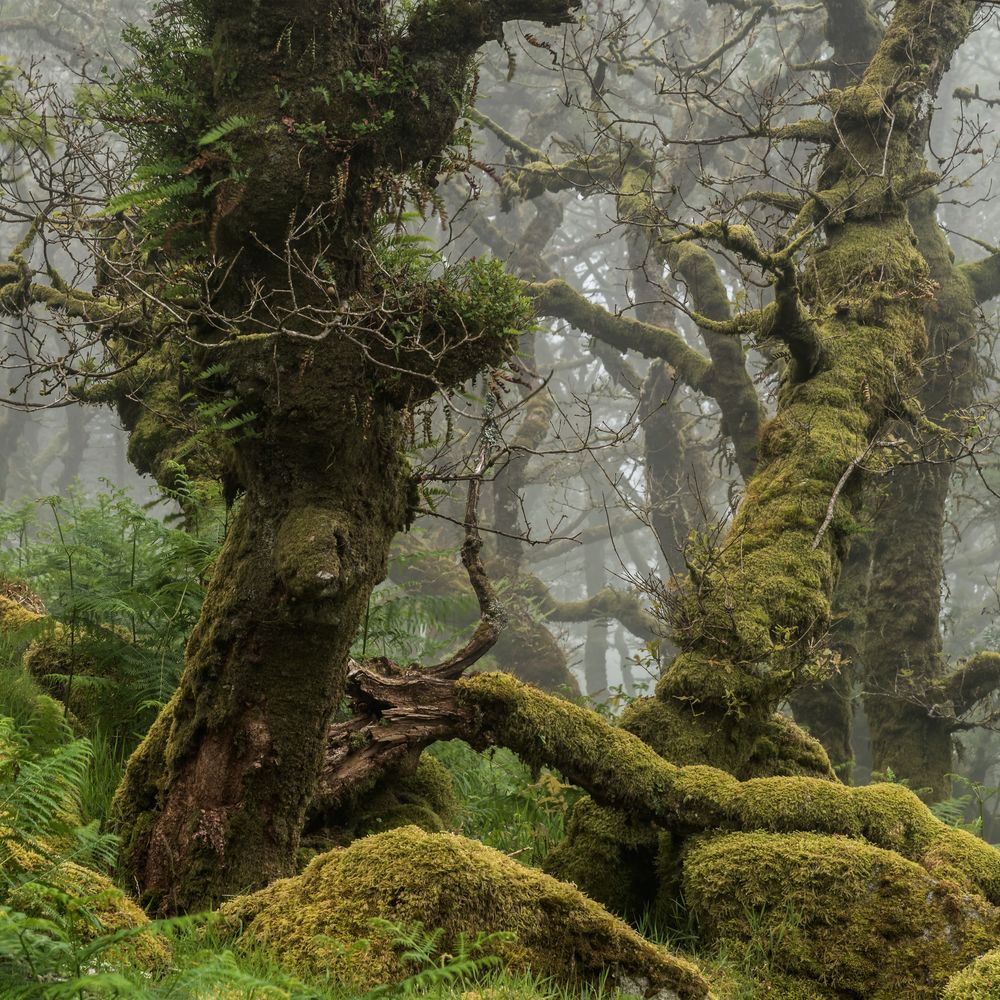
[4,0,1000,997]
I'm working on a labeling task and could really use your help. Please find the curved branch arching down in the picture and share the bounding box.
[319,663,1000,906]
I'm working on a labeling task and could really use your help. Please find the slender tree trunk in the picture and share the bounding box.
[56,406,91,493]
[583,536,609,699]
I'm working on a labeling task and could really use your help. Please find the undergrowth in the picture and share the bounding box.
[429,741,581,865]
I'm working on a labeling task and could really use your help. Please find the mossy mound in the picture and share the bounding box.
[0,591,47,631]
[6,861,170,970]
[305,751,458,856]
[944,947,1000,998]
[543,797,665,917]
[218,825,711,998]
[618,697,833,779]
[683,831,998,998]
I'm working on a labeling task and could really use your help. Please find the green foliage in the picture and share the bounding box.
[429,741,580,864]
[352,583,469,662]
[0,59,48,157]
[0,715,119,884]
[0,484,219,738]
[198,115,255,147]
[366,919,513,998]
[930,774,1000,840]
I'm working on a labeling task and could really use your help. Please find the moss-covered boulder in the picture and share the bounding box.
[683,831,998,999]
[219,825,712,998]
[0,596,41,633]
[5,861,169,970]
[944,947,1000,998]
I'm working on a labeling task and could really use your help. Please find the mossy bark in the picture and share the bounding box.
[789,533,870,779]
[652,0,975,766]
[862,189,979,801]
[113,392,411,911]
[112,0,578,912]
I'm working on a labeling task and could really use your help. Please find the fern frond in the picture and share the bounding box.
[197,114,254,147]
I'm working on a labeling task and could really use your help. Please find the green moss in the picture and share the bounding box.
[546,698,833,916]
[619,697,833,779]
[308,751,458,846]
[684,831,998,998]
[273,505,351,600]
[0,594,42,631]
[218,825,712,998]
[944,948,1000,999]
[7,862,170,970]
[543,798,663,916]
[456,673,1000,906]
[400,751,458,823]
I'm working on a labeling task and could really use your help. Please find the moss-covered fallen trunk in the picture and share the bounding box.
[456,673,1000,901]
[323,665,1000,905]
[217,825,712,999]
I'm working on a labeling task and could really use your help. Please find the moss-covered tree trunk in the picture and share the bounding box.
[112,0,578,913]
[861,189,980,800]
[114,363,412,911]
[789,534,870,779]
[650,0,976,767]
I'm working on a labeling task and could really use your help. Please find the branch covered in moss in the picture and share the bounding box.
[939,651,1000,719]
[405,0,580,55]
[960,251,1000,305]
[320,666,1000,903]
[528,279,713,388]
[517,574,657,640]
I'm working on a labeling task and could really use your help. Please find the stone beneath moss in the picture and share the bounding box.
[6,861,170,970]
[684,831,998,999]
[944,948,1000,999]
[218,825,712,998]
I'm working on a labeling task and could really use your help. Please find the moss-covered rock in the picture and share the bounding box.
[350,751,459,838]
[6,861,169,970]
[944,947,1000,998]
[218,825,712,998]
[684,831,998,999]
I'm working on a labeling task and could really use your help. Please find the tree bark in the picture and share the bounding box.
[112,0,579,912]
[861,189,981,800]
